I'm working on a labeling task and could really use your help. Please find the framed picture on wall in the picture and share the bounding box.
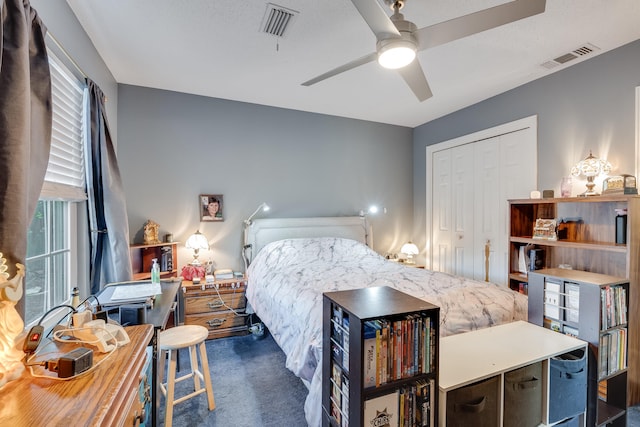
[200,194,224,221]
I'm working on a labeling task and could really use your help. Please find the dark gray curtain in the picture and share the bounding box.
[0,0,51,317]
[86,79,132,294]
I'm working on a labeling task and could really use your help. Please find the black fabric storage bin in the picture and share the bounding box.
[503,362,543,427]
[549,348,587,423]
[446,375,499,427]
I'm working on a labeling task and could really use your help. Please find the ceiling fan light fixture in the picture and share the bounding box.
[377,39,416,69]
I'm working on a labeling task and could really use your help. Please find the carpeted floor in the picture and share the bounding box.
[159,333,308,427]
[159,332,640,427]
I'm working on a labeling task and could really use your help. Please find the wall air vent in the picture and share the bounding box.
[260,3,299,38]
[541,43,600,70]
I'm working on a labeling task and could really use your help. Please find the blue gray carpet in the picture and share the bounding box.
[160,333,308,426]
[159,332,640,427]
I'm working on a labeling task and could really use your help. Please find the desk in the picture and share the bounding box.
[98,278,181,427]
[0,325,153,426]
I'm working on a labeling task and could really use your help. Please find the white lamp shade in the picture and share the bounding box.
[185,230,209,250]
[401,242,419,255]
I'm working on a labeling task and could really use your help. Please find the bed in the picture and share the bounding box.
[244,216,527,427]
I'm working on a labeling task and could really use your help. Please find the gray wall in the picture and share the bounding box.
[413,39,640,260]
[117,86,414,272]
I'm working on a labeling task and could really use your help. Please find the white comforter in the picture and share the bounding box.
[246,237,527,427]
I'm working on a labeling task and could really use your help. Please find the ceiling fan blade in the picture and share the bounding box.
[302,52,378,86]
[351,0,401,40]
[397,60,432,102]
[415,0,546,51]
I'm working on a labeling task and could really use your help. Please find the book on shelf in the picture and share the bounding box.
[363,321,378,388]
[341,375,349,420]
[601,285,628,330]
[599,327,628,378]
[564,282,580,323]
[364,314,434,388]
[543,279,561,320]
[364,390,399,427]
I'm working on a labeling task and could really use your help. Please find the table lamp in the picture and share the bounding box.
[570,150,612,196]
[185,230,209,266]
[401,242,419,264]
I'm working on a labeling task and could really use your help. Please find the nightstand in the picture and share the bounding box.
[181,276,249,339]
[403,263,425,269]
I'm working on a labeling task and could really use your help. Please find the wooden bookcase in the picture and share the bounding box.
[508,195,640,407]
[130,242,178,280]
[322,286,439,427]
[528,268,629,427]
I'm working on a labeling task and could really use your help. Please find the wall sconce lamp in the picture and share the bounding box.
[242,203,271,271]
[570,150,612,196]
[359,205,387,217]
[244,203,270,227]
[185,230,209,266]
[401,242,419,264]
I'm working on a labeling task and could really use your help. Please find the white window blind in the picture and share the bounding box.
[41,52,87,201]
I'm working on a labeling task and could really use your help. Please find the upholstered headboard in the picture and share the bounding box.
[243,216,370,266]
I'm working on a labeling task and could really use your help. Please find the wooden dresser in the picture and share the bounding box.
[0,324,153,427]
[182,277,248,339]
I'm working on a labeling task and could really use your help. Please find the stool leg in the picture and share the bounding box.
[158,349,166,387]
[165,349,177,427]
[189,344,201,391]
[198,341,216,410]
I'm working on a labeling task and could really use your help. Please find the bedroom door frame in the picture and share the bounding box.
[425,115,538,282]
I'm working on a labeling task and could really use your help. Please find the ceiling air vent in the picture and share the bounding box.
[260,3,299,38]
[541,43,600,70]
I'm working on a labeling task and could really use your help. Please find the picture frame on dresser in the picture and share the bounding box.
[200,194,224,221]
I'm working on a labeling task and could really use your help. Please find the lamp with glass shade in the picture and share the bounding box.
[400,242,419,264]
[570,150,612,196]
[185,230,209,266]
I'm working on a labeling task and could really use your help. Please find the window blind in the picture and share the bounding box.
[41,52,87,201]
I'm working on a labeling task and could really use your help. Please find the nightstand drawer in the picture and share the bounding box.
[185,292,246,314]
[186,311,247,336]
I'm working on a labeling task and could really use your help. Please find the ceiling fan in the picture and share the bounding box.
[302,0,546,101]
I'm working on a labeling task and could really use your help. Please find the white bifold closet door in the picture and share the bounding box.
[428,116,537,285]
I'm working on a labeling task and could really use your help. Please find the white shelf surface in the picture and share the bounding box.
[439,320,586,391]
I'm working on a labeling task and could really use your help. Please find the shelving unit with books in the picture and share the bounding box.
[322,286,439,427]
[508,195,640,408]
[528,268,629,427]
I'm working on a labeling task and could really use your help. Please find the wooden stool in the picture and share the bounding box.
[159,325,215,427]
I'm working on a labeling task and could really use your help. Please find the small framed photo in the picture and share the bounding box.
[200,194,224,222]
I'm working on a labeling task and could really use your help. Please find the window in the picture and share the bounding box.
[24,51,87,326]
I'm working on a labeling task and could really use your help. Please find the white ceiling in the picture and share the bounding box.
[66,0,640,128]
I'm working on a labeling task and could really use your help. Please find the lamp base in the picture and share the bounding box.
[578,177,599,197]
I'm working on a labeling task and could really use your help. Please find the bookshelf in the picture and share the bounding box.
[130,242,178,280]
[508,195,640,407]
[528,268,629,427]
[322,286,439,427]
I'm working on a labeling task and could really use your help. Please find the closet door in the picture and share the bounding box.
[473,138,500,282]
[427,116,537,285]
[431,144,474,276]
